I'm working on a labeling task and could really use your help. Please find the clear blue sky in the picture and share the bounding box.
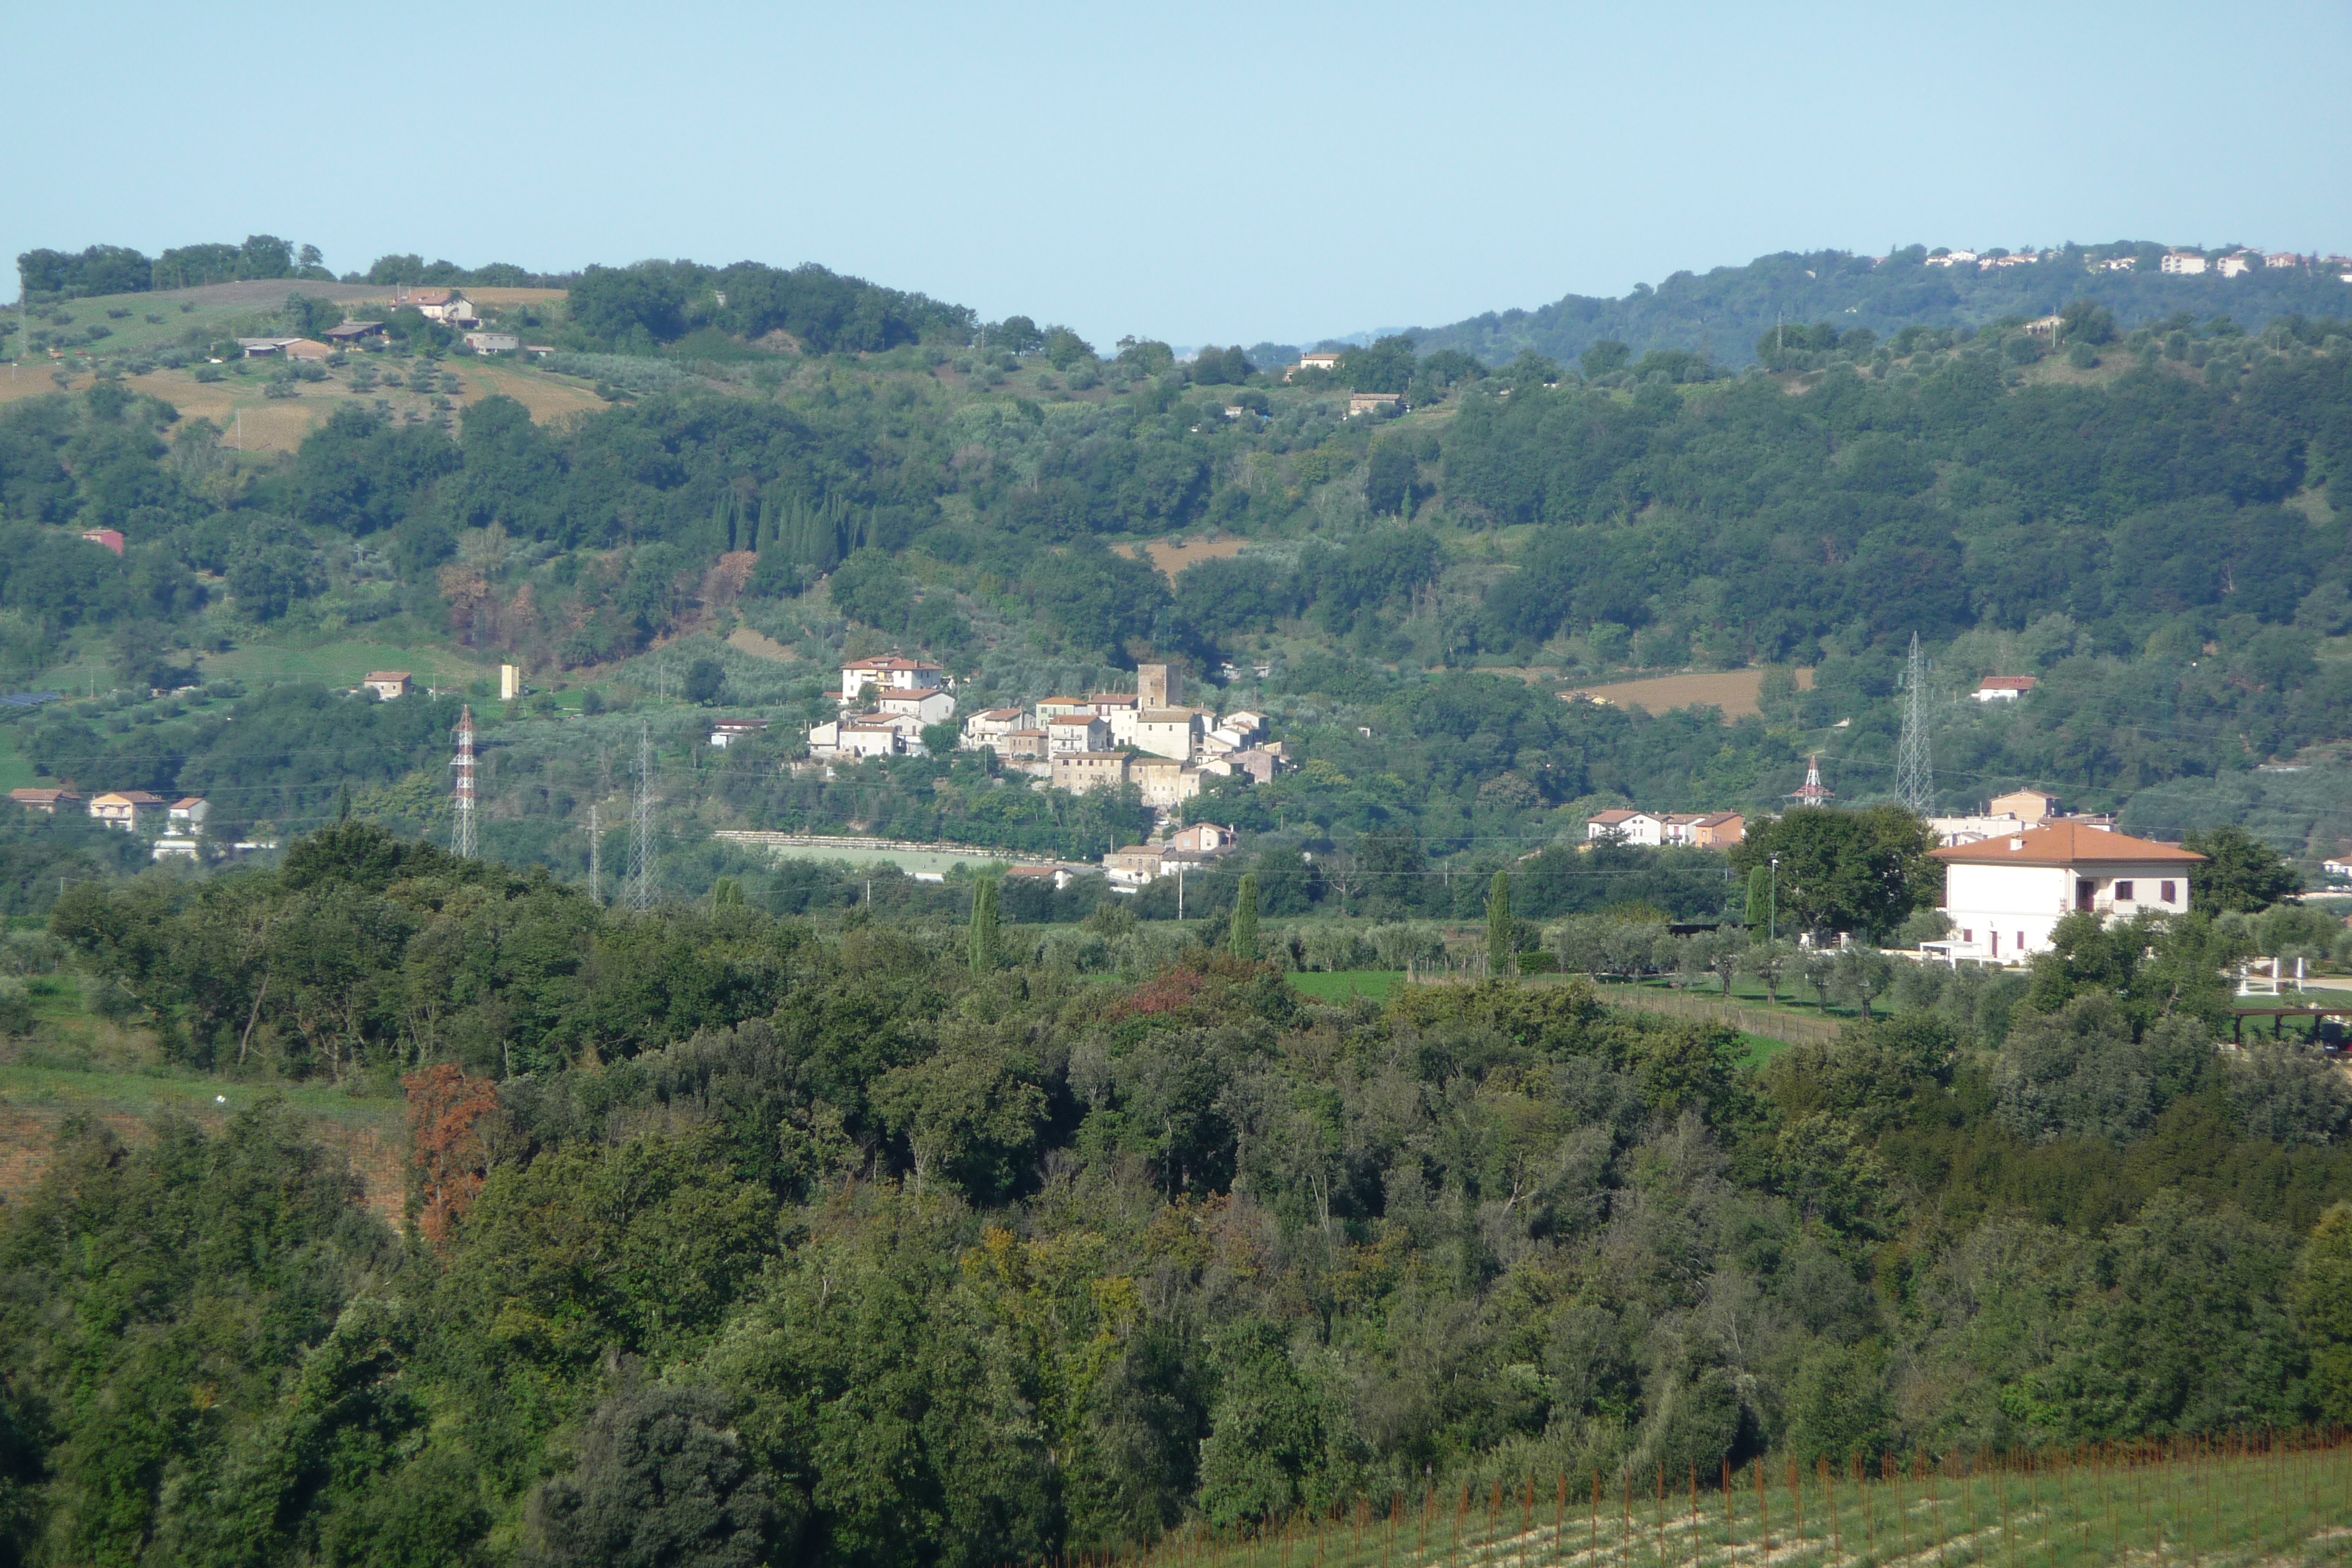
[14,0,2347,348]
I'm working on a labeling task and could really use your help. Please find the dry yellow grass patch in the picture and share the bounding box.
[1564,667,1814,720]
[1113,536,1250,578]
[728,627,801,662]
[460,360,605,423]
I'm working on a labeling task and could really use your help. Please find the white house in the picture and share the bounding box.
[1973,675,2038,703]
[876,689,956,727]
[807,718,903,760]
[1287,350,1344,381]
[839,655,946,705]
[1586,808,1665,847]
[709,719,769,748]
[1091,693,1140,746]
[169,797,209,832]
[960,707,1028,750]
[2324,858,2352,882]
[1134,709,1200,761]
[2161,252,2208,275]
[2218,252,2258,279]
[394,287,479,325]
[1927,822,2204,964]
[1047,714,1108,755]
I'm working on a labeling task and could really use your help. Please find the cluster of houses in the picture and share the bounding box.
[1583,809,1746,848]
[11,787,214,860]
[802,656,1287,812]
[1920,247,2349,280]
[1927,787,2108,848]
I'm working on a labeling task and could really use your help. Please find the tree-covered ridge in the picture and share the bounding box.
[11,822,2352,1566]
[1406,244,2352,369]
[3,257,2351,881]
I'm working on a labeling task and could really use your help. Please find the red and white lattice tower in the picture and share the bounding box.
[1788,752,1835,807]
[453,705,477,858]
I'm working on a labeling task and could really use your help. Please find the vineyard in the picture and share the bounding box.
[1118,1438,2352,1568]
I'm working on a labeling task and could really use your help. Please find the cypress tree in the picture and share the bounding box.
[1230,873,1259,962]
[969,877,999,975]
[1486,869,1513,979]
[1746,864,1773,936]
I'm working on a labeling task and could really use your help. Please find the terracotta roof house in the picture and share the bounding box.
[362,671,413,700]
[89,790,166,830]
[1926,822,2204,963]
[11,787,81,813]
[1973,675,2039,703]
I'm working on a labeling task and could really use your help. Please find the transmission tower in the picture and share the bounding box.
[628,720,656,909]
[587,802,601,905]
[1895,631,1936,816]
[452,705,477,858]
[1788,752,1836,807]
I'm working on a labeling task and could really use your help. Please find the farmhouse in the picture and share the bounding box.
[1586,809,1666,847]
[1664,812,1745,848]
[393,287,479,326]
[1973,675,2037,703]
[1347,392,1402,417]
[1926,822,2204,963]
[10,787,81,814]
[463,331,520,354]
[322,320,383,344]
[1287,350,1344,381]
[362,671,413,700]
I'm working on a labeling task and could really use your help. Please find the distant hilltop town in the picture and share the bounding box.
[1918,244,2350,281]
[799,656,1285,814]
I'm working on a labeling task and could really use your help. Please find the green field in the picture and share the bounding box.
[193,638,495,692]
[0,1057,403,1131]
[1164,1440,2352,1568]
[1290,971,1403,1003]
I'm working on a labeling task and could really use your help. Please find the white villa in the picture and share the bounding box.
[1926,821,2204,964]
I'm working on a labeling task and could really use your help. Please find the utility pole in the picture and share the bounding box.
[452,705,476,858]
[587,802,601,904]
[628,720,655,909]
[1895,631,1935,816]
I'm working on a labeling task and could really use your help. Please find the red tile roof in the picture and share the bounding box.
[1929,821,2204,867]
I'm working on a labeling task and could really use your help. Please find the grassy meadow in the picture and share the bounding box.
[1150,1439,2352,1568]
